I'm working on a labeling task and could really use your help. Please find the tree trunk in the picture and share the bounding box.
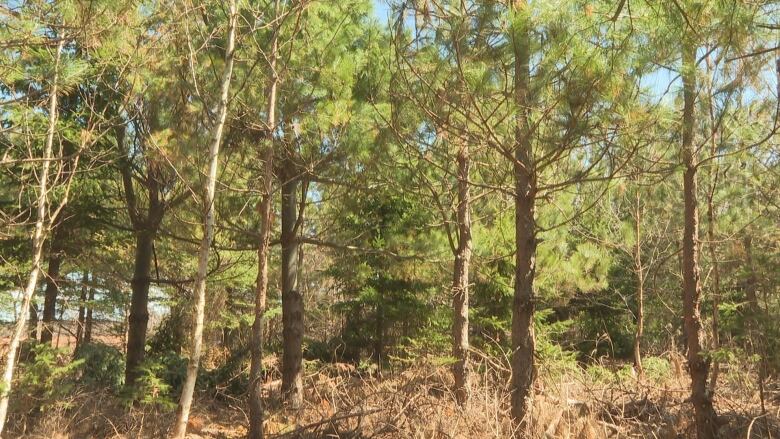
[452,144,472,405]
[743,235,769,429]
[29,301,39,341]
[705,55,721,393]
[171,2,237,436]
[633,192,644,376]
[0,40,63,436]
[76,272,88,349]
[84,282,94,344]
[125,230,155,388]
[280,165,304,408]
[681,38,717,439]
[373,302,384,365]
[510,0,537,434]
[40,237,63,345]
[249,1,279,434]
[743,236,760,315]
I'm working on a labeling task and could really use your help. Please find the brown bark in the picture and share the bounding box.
[681,38,717,439]
[75,272,88,349]
[452,144,472,405]
[705,55,721,393]
[743,236,760,314]
[373,304,384,366]
[125,230,155,387]
[633,192,644,376]
[280,165,304,408]
[29,300,39,341]
[510,0,537,434]
[743,235,769,429]
[84,283,94,344]
[172,1,237,435]
[249,1,279,434]
[119,118,166,390]
[248,146,274,439]
[40,233,64,345]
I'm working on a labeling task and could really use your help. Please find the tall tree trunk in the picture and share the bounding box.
[743,236,760,314]
[280,165,304,408]
[633,192,645,376]
[249,1,279,434]
[705,55,721,393]
[510,0,537,435]
[84,282,94,344]
[743,235,769,429]
[171,2,237,436]
[125,230,155,388]
[75,271,88,349]
[29,301,39,341]
[373,302,384,365]
[681,38,717,439]
[452,144,472,405]
[0,40,63,436]
[40,238,63,345]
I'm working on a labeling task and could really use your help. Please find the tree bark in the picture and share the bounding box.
[40,233,64,345]
[41,239,62,343]
[704,55,721,393]
[0,40,63,436]
[680,38,717,439]
[510,0,537,435]
[125,230,155,388]
[171,1,237,436]
[633,192,644,376]
[29,300,39,341]
[280,165,304,408]
[452,144,472,405]
[743,235,769,429]
[75,272,88,349]
[84,282,94,344]
[249,1,280,434]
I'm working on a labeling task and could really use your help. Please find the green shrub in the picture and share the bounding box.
[123,358,176,411]
[74,343,124,391]
[585,364,615,383]
[17,344,84,409]
[642,356,670,382]
[536,310,578,379]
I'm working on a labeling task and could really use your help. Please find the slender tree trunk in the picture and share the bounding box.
[125,230,155,388]
[743,236,760,315]
[0,40,63,436]
[681,39,717,439]
[633,192,644,376]
[373,303,384,365]
[452,144,472,405]
[509,0,537,435]
[249,2,279,434]
[705,55,721,393]
[40,242,63,345]
[705,172,721,391]
[743,235,769,430]
[84,283,94,344]
[280,165,304,408]
[75,272,88,349]
[171,2,237,436]
[29,301,39,341]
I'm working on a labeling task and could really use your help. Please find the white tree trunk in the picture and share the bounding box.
[171,1,237,437]
[0,40,64,436]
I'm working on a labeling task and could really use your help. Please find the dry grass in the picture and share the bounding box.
[5,353,780,438]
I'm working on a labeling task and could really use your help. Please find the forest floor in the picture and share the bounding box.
[6,354,780,438]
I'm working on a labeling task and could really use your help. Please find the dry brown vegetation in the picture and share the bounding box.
[5,352,779,439]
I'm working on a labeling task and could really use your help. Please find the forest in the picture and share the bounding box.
[0,0,779,438]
